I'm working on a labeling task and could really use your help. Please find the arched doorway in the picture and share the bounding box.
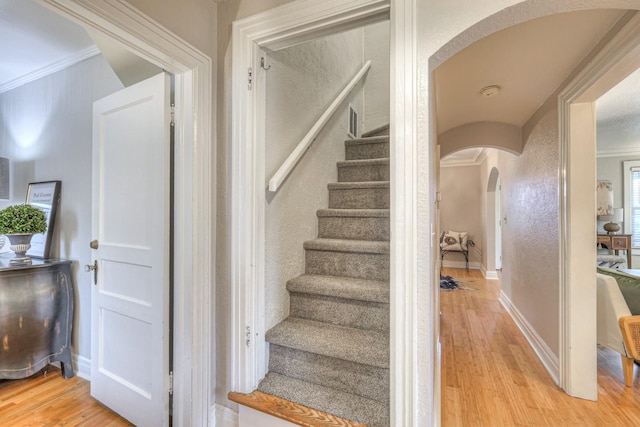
[430,2,640,405]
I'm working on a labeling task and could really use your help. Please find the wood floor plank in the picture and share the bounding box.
[5,267,640,426]
[441,268,640,426]
[0,367,132,426]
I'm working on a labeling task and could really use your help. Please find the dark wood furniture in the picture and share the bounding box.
[598,233,632,269]
[0,258,74,379]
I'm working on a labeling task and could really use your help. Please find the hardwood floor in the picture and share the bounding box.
[441,267,640,426]
[0,367,131,426]
[4,268,640,426]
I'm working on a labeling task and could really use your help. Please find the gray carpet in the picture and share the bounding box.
[258,124,390,427]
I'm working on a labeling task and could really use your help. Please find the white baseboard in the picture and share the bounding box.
[73,354,91,381]
[499,291,559,384]
[239,406,297,427]
[441,260,481,270]
[213,404,238,427]
[481,265,499,280]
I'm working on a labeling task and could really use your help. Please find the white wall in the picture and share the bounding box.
[264,27,365,330]
[439,164,483,267]
[0,55,123,367]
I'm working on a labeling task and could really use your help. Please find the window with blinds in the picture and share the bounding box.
[632,167,640,248]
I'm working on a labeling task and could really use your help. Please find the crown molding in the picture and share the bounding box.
[440,148,487,167]
[596,147,640,158]
[0,46,100,94]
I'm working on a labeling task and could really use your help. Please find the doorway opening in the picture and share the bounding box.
[495,175,502,271]
[39,0,213,424]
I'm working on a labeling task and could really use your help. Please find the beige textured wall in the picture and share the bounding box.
[494,109,560,355]
[439,164,483,266]
[363,21,390,131]
[264,28,365,330]
[124,0,217,59]
[439,122,522,158]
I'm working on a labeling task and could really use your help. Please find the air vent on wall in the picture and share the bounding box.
[348,104,358,138]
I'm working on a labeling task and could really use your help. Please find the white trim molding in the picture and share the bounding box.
[73,353,92,381]
[0,46,100,94]
[230,0,390,395]
[213,404,239,427]
[39,1,214,425]
[597,147,640,158]
[499,291,559,383]
[481,266,499,280]
[441,260,481,270]
[558,12,640,401]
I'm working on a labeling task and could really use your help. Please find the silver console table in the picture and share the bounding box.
[0,258,74,379]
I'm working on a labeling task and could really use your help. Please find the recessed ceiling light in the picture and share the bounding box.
[480,85,501,98]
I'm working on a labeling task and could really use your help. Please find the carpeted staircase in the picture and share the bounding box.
[258,124,390,427]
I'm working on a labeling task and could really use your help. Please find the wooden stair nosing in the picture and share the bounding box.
[228,390,368,427]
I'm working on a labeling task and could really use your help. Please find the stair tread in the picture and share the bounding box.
[304,238,389,254]
[344,135,389,146]
[265,317,389,368]
[317,208,389,218]
[337,158,389,167]
[328,181,389,189]
[258,372,388,427]
[288,274,389,303]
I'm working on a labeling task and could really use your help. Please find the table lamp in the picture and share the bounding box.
[599,208,624,234]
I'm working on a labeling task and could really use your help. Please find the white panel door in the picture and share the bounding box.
[91,73,171,427]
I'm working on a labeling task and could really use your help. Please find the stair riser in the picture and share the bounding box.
[305,249,389,281]
[268,344,390,403]
[290,293,389,331]
[361,125,389,138]
[329,188,389,209]
[338,164,389,182]
[345,142,389,161]
[318,216,389,241]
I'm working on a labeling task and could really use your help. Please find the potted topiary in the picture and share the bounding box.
[0,204,47,264]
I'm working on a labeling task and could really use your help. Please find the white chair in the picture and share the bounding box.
[440,230,474,271]
[597,254,626,269]
[597,273,640,386]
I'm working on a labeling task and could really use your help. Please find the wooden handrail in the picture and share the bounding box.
[268,60,372,193]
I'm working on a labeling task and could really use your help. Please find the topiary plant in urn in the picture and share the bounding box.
[0,204,47,265]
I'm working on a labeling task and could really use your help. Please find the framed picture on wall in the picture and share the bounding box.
[25,181,61,259]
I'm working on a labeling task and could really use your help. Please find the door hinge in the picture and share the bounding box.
[248,68,253,90]
[169,371,174,395]
[170,103,176,127]
[246,326,252,346]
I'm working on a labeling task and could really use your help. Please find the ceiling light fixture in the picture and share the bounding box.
[480,85,501,98]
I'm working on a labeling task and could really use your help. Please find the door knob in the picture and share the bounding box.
[84,260,98,285]
[90,240,99,249]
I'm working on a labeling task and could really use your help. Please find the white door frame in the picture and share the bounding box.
[38,1,214,424]
[558,12,640,400]
[495,176,502,270]
[230,0,429,425]
[484,167,501,279]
